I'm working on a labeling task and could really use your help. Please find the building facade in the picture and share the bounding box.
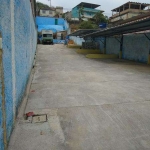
[110,2,150,23]
[39,7,63,17]
[64,11,72,20]
[39,8,55,17]
[71,2,104,21]
[56,7,63,14]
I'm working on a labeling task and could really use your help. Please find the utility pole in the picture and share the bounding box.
[48,0,51,7]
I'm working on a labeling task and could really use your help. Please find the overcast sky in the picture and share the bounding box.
[36,0,150,16]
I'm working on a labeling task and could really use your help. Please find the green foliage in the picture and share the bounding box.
[78,6,84,21]
[79,21,98,29]
[36,1,50,9]
[93,12,108,25]
[62,13,65,18]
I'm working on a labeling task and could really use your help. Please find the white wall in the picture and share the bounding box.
[69,36,85,46]
[40,10,55,17]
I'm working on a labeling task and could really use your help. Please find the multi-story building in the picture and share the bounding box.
[110,2,150,23]
[64,11,72,20]
[55,7,63,14]
[71,2,104,21]
[39,6,63,17]
[39,8,55,17]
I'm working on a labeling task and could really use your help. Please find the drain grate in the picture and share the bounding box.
[25,113,47,123]
[32,115,47,123]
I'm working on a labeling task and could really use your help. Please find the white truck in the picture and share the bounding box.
[41,30,53,45]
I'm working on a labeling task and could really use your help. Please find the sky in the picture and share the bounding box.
[36,0,150,16]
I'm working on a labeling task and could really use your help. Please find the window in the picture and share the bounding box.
[42,10,46,14]
[43,34,52,37]
[49,11,52,14]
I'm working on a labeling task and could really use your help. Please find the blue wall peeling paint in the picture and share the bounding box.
[0,0,37,149]
[123,34,150,63]
[0,80,4,150]
[95,37,105,53]
[105,34,150,63]
[106,37,120,55]
[0,1,13,149]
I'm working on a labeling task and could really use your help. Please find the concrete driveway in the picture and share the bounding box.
[9,44,150,150]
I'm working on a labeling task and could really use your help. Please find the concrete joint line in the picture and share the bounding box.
[10,0,16,123]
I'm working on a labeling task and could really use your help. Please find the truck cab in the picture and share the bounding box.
[42,30,53,45]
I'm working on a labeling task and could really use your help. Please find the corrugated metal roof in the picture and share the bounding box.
[73,2,100,9]
[68,29,101,37]
[82,16,150,37]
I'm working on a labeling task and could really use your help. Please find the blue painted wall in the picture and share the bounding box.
[0,1,13,149]
[72,7,79,18]
[36,17,69,32]
[106,37,120,55]
[103,34,150,63]
[0,80,4,150]
[123,34,150,63]
[0,0,37,149]
[95,37,105,53]
[71,33,150,63]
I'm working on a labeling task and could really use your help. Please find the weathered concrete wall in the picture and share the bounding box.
[106,37,120,55]
[123,34,150,63]
[0,0,37,149]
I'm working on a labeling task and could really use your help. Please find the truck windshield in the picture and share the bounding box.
[43,34,52,37]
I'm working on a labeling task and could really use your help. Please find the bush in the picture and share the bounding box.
[79,21,98,29]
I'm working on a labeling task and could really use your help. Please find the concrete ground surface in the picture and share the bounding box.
[8,44,150,150]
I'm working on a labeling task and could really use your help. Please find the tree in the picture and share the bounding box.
[93,12,108,25]
[62,13,65,19]
[79,21,98,29]
[36,2,50,9]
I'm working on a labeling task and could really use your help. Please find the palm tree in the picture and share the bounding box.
[93,11,108,25]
